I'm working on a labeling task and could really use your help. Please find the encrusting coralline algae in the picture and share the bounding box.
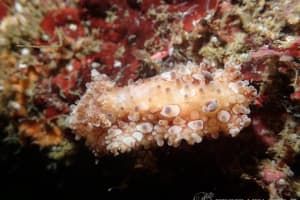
[68,62,257,155]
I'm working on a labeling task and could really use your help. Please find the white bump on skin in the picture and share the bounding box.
[229,128,240,137]
[156,139,164,147]
[217,110,231,123]
[155,135,164,146]
[160,105,180,118]
[203,100,218,112]
[136,122,153,133]
[188,120,204,130]
[122,136,136,147]
[232,104,250,114]
[160,71,174,81]
[108,128,122,136]
[168,125,182,135]
[173,117,186,125]
[191,133,202,143]
[158,120,168,126]
[229,82,239,93]
[132,132,143,142]
[128,112,140,121]
[192,73,204,82]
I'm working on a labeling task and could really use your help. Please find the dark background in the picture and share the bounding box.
[0,130,269,200]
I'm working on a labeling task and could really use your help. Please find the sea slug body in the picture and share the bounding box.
[68,63,257,156]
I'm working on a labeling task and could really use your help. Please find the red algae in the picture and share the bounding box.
[0,1,8,21]
[40,8,86,40]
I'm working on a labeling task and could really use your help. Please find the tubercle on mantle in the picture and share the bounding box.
[68,62,257,156]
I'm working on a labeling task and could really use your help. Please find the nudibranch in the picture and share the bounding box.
[68,63,257,156]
